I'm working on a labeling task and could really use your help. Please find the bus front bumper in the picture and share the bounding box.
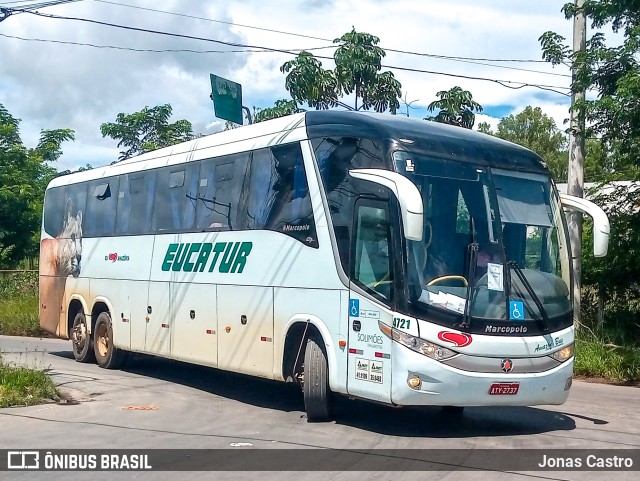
[391,347,573,407]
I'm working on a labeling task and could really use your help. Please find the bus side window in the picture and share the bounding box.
[153,166,198,232]
[116,172,155,235]
[43,186,66,237]
[85,179,118,237]
[195,154,248,231]
[260,144,317,246]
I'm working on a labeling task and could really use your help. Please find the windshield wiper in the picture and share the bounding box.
[458,242,478,329]
[507,261,550,333]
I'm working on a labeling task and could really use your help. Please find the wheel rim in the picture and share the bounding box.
[73,319,87,354]
[96,322,109,358]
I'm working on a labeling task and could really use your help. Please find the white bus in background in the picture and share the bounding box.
[39,111,609,421]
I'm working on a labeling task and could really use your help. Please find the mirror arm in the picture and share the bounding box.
[559,193,610,257]
[349,169,423,241]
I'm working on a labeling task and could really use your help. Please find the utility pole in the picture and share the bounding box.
[568,0,586,326]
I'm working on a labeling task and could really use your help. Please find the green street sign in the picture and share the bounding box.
[210,74,243,125]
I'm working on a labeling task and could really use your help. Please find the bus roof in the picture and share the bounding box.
[306,110,549,174]
[48,110,548,189]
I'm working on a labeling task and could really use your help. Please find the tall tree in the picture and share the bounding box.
[0,103,74,267]
[476,121,493,134]
[426,86,483,129]
[100,104,194,161]
[495,106,568,181]
[280,28,402,114]
[539,1,640,176]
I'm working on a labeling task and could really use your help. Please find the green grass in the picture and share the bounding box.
[574,334,640,383]
[0,293,42,336]
[0,271,46,337]
[0,355,58,408]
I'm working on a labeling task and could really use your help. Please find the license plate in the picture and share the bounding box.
[489,382,520,395]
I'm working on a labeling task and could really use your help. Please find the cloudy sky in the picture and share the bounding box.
[0,0,575,171]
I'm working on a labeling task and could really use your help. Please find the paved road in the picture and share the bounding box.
[0,335,638,480]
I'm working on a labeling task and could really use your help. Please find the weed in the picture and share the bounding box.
[0,354,57,407]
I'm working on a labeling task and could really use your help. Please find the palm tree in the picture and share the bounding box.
[426,86,483,129]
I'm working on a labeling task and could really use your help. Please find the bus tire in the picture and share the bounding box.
[303,336,332,422]
[71,311,95,363]
[93,312,125,369]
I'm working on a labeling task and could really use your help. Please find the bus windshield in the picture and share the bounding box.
[394,151,572,326]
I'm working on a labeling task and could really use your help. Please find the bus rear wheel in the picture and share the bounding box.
[303,336,332,422]
[93,312,125,369]
[71,311,95,363]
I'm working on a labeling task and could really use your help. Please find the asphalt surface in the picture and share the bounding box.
[0,335,638,481]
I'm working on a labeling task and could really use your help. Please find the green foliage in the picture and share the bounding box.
[426,86,483,129]
[0,271,41,337]
[254,99,305,124]
[476,107,616,182]
[495,106,568,181]
[100,104,194,161]
[540,2,640,171]
[281,52,340,110]
[476,121,493,134]
[0,355,58,408]
[0,104,74,268]
[280,28,401,114]
[581,185,640,293]
[574,330,640,382]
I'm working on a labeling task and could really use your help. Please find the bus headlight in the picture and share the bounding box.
[549,343,574,362]
[379,321,456,361]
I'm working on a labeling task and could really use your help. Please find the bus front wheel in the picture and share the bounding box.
[303,336,332,422]
[93,312,125,369]
[71,311,95,363]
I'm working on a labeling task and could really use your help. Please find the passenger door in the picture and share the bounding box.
[347,199,394,403]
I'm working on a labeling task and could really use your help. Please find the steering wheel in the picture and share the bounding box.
[426,275,468,287]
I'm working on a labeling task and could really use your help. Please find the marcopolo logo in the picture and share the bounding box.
[161,242,252,273]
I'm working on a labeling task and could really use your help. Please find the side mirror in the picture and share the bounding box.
[560,193,610,257]
[348,169,423,241]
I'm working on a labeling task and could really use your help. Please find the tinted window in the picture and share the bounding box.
[85,178,118,237]
[352,202,393,301]
[43,186,65,237]
[153,165,199,232]
[58,183,87,240]
[44,143,317,242]
[195,154,249,231]
[311,137,388,271]
[116,172,156,235]
[242,144,317,247]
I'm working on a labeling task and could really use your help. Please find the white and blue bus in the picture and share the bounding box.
[39,111,609,421]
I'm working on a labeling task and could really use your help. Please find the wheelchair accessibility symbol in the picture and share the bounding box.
[509,300,525,321]
[350,299,360,317]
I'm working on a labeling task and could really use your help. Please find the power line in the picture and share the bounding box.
[91,0,331,44]
[1,0,82,21]
[8,7,571,96]
[91,0,557,67]
[0,32,335,54]
[0,0,81,10]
